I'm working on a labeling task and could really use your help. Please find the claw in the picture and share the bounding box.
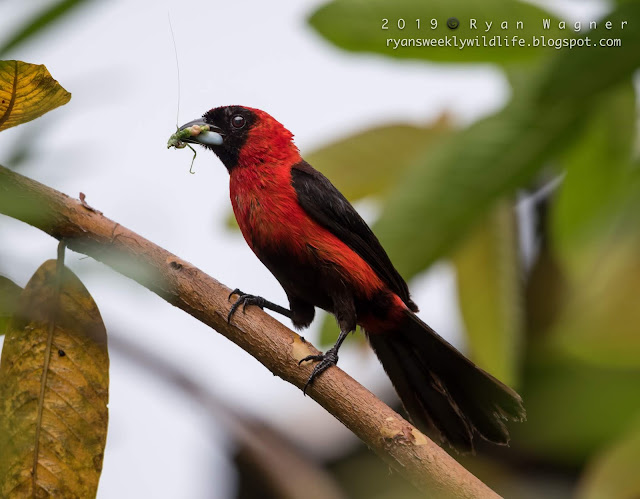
[227,299,242,323]
[299,348,339,395]
[227,291,266,323]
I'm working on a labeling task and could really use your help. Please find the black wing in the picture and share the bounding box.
[291,160,418,311]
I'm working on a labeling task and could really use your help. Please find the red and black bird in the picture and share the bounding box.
[176,106,525,451]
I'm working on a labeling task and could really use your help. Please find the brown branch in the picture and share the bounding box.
[0,164,500,499]
[110,333,347,499]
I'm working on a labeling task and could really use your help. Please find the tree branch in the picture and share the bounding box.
[0,165,500,499]
[110,334,346,499]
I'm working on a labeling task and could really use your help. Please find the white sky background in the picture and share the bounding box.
[0,0,607,497]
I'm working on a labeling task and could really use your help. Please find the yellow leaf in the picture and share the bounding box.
[0,260,109,498]
[0,60,71,132]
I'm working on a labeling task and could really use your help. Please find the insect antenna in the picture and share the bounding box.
[169,11,197,174]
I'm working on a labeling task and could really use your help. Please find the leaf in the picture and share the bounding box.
[0,260,109,497]
[542,83,640,369]
[577,422,640,499]
[0,276,22,336]
[452,201,522,386]
[0,0,93,56]
[551,81,637,275]
[305,118,452,201]
[373,3,640,278]
[511,353,640,465]
[373,96,572,278]
[543,233,640,369]
[0,60,71,132]
[309,0,561,65]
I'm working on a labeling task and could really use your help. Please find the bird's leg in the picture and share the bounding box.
[298,329,349,395]
[227,288,292,323]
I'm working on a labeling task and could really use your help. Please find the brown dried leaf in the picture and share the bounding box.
[0,260,109,498]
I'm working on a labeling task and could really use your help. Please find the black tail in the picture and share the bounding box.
[368,310,525,452]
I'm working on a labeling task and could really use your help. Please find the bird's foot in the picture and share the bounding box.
[227,289,267,323]
[298,347,339,395]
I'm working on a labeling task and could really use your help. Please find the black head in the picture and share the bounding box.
[176,105,296,171]
[201,106,258,169]
[175,106,257,170]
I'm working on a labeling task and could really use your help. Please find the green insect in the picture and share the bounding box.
[167,127,199,174]
[167,12,210,175]
[167,123,223,174]
[166,14,225,173]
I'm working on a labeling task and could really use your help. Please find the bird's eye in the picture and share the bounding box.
[231,115,245,129]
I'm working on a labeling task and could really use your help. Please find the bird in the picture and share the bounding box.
[171,105,526,452]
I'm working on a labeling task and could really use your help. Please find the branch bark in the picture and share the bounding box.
[110,334,347,499]
[0,165,500,499]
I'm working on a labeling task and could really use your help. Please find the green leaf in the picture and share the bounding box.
[373,3,640,278]
[0,60,71,132]
[309,0,561,65]
[512,353,640,465]
[374,96,571,278]
[305,118,452,201]
[0,0,92,56]
[577,422,640,499]
[452,201,522,386]
[542,83,640,369]
[0,260,109,497]
[551,82,637,274]
[0,276,22,336]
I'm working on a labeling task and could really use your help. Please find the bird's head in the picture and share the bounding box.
[174,105,299,171]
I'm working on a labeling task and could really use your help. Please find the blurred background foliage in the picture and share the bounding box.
[303,1,640,497]
[1,0,640,498]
